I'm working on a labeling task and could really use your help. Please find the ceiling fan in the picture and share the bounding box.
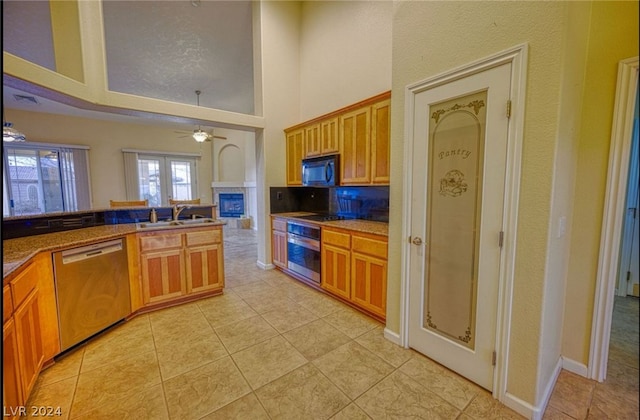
[175,90,227,143]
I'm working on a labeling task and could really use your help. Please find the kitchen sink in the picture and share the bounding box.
[136,218,219,230]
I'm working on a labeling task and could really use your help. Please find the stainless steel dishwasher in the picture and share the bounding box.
[53,238,131,351]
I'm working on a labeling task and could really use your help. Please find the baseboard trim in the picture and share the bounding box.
[562,356,588,377]
[383,328,402,346]
[256,260,275,270]
[502,392,536,420]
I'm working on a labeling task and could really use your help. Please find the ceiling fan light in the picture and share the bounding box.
[3,122,26,142]
[193,131,208,143]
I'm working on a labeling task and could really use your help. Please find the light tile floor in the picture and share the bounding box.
[24,227,637,419]
[543,294,639,419]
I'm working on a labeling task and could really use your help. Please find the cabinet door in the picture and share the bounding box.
[351,253,387,319]
[371,99,391,184]
[272,230,288,268]
[14,288,45,400]
[140,249,186,304]
[320,117,339,155]
[340,107,371,184]
[304,124,321,157]
[186,244,224,293]
[286,128,305,185]
[321,244,351,300]
[3,318,24,419]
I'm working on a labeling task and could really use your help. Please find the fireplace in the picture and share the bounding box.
[218,193,245,218]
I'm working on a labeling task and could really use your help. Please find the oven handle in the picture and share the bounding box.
[287,233,320,251]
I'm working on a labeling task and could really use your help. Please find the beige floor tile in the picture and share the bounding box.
[241,293,297,314]
[215,315,279,354]
[163,356,251,419]
[296,291,345,317]
[355,327,413,368]
[547,370,595,419]
[283,318,352,360]
[36,347,85,388]
[71,383,168,420]
[398,354,481,410]
[313,341,394,399]
[255,363,350,420]
[24,376,77,420]
[80,315,154,373]
[231,336,308,389]
[542,404,576,419]
[464,390,525,419]
[200,298,259,329]
[150,309,213,345]
[356,370,460,419]
[322,307,381,339]
[202,393,270,420]
[156,329,229,380]
[261,301,319,333]
[331,403,372,420]
[230,282,278,299]
[591,382,640,418]
[70,350,162,418]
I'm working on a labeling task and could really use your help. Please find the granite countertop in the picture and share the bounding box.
[272,212,389,236]
[3,220,226,281]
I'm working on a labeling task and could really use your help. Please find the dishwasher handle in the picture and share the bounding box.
[60,239,124,264]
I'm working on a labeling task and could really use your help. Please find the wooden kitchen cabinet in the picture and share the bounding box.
[304,123,321,157]
[185,229,225,293]
[320,117,340,155]
[371,98,391,184]
[3,317,23,420]
[340,106,371,184]
[140,231,186,304]
[138,226,225,306]
[286,128,305,185]
[351,233,388,318]
[321,227,388,320]
[271,217,288,268]
[13,288,45,398]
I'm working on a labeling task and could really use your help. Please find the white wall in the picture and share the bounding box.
[299,1,392,120]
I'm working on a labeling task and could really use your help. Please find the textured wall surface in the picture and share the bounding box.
[389,0,569,405]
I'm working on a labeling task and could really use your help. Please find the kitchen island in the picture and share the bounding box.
[2,219,226,415]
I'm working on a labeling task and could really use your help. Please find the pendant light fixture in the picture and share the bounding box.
[3,109,26,142]
[192,90,209,143]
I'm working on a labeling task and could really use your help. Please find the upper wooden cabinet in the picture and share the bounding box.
[286,128,305,185]
[284,91,391,186]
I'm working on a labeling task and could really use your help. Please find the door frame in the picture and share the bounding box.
[589,56,639,382]
[399,44,528,404]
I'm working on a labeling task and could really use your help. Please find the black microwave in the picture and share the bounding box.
[302,154,339,187]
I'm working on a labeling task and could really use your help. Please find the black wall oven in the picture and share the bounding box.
[287,221,320,283]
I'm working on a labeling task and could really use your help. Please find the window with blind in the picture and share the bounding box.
[122,150,199,206]
[3,142,91,216]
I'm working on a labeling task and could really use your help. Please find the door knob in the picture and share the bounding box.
[412,236,423,246]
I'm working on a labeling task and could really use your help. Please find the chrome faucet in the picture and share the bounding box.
[172,204,191,221]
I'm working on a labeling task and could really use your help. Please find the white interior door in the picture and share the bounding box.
[408,62,511,391]
[620,111,639,297]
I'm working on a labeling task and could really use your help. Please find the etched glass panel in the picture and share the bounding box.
[423,91,487,349]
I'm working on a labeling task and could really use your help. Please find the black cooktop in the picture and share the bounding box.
[295,213,354,222]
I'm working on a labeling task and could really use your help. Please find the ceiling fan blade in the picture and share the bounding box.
[211,135,227,140]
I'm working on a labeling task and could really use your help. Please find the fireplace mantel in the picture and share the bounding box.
[211,181,256,188]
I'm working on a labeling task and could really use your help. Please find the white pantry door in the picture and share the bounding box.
[408,62,511,390]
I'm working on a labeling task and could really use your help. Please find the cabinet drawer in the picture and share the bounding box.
[10,262,38,308]
[3,285,13,323]
[323,229,351,249]
[139,233,183,252]
[186,229,221,246]
[352,234,387,259]
[272,218,287,232]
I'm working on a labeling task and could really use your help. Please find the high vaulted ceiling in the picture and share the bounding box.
[2,0,255,126]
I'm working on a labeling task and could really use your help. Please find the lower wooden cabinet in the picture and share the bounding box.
[321,226,388,319]
[139,226,224,306]
[3,258,49,417]
[271,217,288,268]
[3,317,23,420]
